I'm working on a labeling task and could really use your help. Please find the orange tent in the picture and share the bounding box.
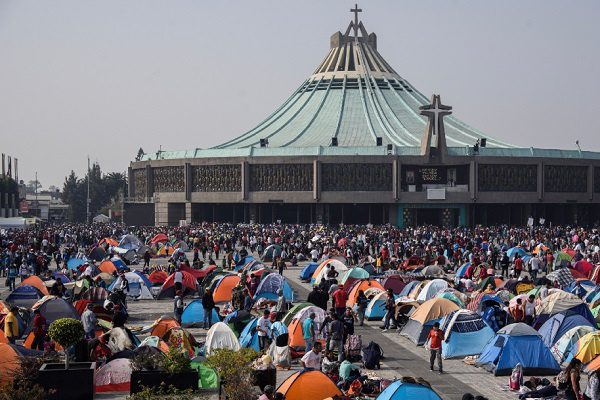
[212,275,241,303]
[287,319,324,351]
[0,329,7,344]
[99,238,119,247]
[347,280,385,307]
[98,260,118,275]
[277,370,342,400]
[150,317,181,338]
[149,270,168,285]
[0,344,21,383]
[19,276,49,296]
[310,259,347,282]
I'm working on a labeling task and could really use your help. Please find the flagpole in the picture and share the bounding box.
[86,156,90,224]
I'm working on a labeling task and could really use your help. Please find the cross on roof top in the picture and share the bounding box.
[419,95,452,137]
[350,4,362,37]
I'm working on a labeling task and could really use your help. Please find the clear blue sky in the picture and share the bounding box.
[1,0,599,187]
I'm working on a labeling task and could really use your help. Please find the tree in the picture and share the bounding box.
[48,185,59,193]
[135,148,145,161]
[25,179,42,194]
[48,318,84,369]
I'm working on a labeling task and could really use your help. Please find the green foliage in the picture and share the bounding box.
[131,351,165,372]
[205,348,258,400]
[47,318,84,349]
[127,385,202,400]
[61,163,127,222]
[135,148,145,162]
[162,348,192,374]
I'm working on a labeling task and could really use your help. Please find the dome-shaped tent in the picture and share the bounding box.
[276,370,342,400]
[205,322,240,356]
[376,379,441,400]
[400,298,460,345]
[180,299,221,328]
[440,310,495,359]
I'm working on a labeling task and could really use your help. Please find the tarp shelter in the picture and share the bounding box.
[205,322,240,356]
[31,296,79,327]
[476,323,561,376]
[98,260,118,275]
[347,280,385,307]
[551,325,595,365]
[254,273,294,302]
[118,234,143,251]
[416,279,449,302]
[400,298,460,345]
[277,370,343,400]
[539,311,595,348]
[95,358,132,392]
[19,276,49,296]
[261,244,282,262]
[181,299,220,327]
[439,310,495,359]
[108,272,153,300]
[213,275,241,303]
[382,275,406,295]
[150,233,168,244]
[67,257,86,271]
[157,271,198,299]
[299,262,319,281]
[6,285,42,308]
[311,259,347,284]
[239,317,260,352]
[365,291,391,321]
[88,246,107,262]
[574,331,600,364]
[376,379,442,400]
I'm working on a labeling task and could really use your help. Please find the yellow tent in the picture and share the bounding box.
[575,331,600,364]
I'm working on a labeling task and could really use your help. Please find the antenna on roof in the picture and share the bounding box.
[576,140,581,152]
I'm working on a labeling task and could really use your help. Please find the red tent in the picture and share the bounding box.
[150,233,168,244]
[148,270,168,285]
[562,248,576,258]
[157,271,198,299]
[573,260,594,277]
[180,263,214,279]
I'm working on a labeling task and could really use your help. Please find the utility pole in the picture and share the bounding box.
[86,156,90,224]
[35,171,38,218]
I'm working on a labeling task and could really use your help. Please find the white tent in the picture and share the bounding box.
[110,272,153,300]
[417,279,449,302]
[313,259,348,286]
[205,322,241,356]
[93,214,111,223]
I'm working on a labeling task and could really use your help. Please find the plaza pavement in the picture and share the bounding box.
[0,254,537,399]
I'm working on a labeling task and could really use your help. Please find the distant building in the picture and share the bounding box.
[26,192,68,223]
[125,7,600,227]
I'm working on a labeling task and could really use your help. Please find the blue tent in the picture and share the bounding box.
[239,318,260,352]
[66,257,86,271]
[398,280,420,297]
[6,285,42,308]
[271,321,288,338]
[538,311,595,347]
[440,310,495,359]
[181,299,220,327]
[51,272,71,284]
[365,292,395,321]
[133,271,153,289]
[507,247,527,260]
[476,323,561,376]
[299,262,319,281]
[111,259,128,271]
[455,262,471,278]
[254,274,294,302]
[235,256,255,272]
[376,380,441,400]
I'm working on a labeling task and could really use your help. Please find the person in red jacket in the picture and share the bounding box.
[332,287,348,318]
[514,255,524,278]
[427,322,444,373]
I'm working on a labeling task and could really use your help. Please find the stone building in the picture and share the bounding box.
[125,8,600,227]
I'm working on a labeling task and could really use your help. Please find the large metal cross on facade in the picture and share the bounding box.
[419,95,452,137]
[350,4,362,37]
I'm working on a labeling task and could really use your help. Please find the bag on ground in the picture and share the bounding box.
[509,363,523,391]
[361,341,383,370]
[344,334,362,361]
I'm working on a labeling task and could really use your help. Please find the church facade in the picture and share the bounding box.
[125,8,600,227]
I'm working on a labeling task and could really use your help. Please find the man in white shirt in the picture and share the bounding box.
[529,256,541,280]
[301,341,322,370]
[256,309,272,351]
[174,268,183,293]
[310,248,319,262]
[524,295,537,325]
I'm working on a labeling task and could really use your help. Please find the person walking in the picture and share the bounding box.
[256,309,272,351]
[302,312,316,353]
[173,290,185,324]
[31,309,47,350]
[174,267,183,293]
[275,289,287,319]
[4,307,19,345]
[202,288,215,329]
[81,303,98,339]
[381,289,397,331]
[427,322,444,373]
[276,257,286,276]
[356,290,368,326]
[143,250,151,268]
[332,286,348,318]
[7,263,17,291]
[524,295,537,325]
[327,313,345,362]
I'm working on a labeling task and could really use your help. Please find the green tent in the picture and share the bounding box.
[282,302,313,326]
[340,267,370,286]
[191,360,219,389]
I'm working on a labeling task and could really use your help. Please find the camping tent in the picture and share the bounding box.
[299,262,319,281]
[205,322,240,356]
[190,358,220,390]
[138,336,170,353]
[95,358,132,392]
[261,244,282,262]
[157,271,198,299]
[574,331,600,364]
[254,273,294,302]
[93,214,110,223]
[311,259,347,285]
[365,291,391,321]
[239,318,260,352]
[108,272,153,300]
[376,379,442,400]
[30,296,79,327]
[539,311,595,348]
[276,370,342,400]
[6,285,42,308]
[148,270,168,285]
[181,299,221,327]
[98,260,118,275]
[18,276,49,296]
[439,310,495,359]
[224,310,254,336]
[340,267,370,289]
[382,275,406,295]
[416,279,449,302]
[88,246,107,261]
[476,323,561,376]
[0,344,27,383]
[400,298,460,345]
[150,233,168,244]
[551,325,595,365]
[149,316,180,338]
[67,257,86,271]
[282,302,313,326]
[118,234,143,251]
[212,275,241,303]
[347,280,385,307]
[535,291,595,328]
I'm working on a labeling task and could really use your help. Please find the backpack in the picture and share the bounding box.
[362,341,383,370]
[509,363,523,391]
[344,335,362,361]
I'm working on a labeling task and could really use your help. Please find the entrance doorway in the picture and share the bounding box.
[402,207,459,227]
